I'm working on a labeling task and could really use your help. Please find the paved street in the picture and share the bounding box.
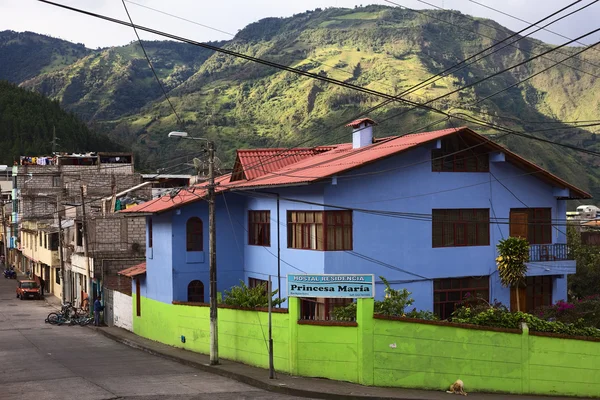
[0,275,309,400]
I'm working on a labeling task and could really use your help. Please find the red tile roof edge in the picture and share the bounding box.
[117,262,147,277]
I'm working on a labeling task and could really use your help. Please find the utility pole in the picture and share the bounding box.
[1,201,8,266]
[208,140,218,365]
[57,206,66,305]
[80,185,92,314]
[268,275,274,379]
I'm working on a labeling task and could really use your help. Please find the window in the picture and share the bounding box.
[188,280,205,302]
[249,211,270,246]
[287,210,352,251]
[44,234,47,249]
[148,217,153,248]
[56,268,61,285]
[249,277,268,296]
[186,217,203,252]
[432,209,490,248]
[76,222,83,246]
[299,298,354,321]
[39,234,42,247]
[49,233,59,251]
[432,136,489,172]
[136,278,141,316]
[52,176,61,187]
[434,276,490,320]
[510,208,551,244]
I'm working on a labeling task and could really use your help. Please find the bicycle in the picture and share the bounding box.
[45,312,68,326]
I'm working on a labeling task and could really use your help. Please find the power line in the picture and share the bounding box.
[120,0,184,129]
[40,0,600,190]
[409,0,600,75]
[467,0,600,53]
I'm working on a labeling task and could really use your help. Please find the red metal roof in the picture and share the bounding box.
[117,262,146,277]
[233,147,334,181]
[122,126,591,214]
[345,118,376,128]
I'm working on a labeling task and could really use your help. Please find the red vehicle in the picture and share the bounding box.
[16,280,41,300]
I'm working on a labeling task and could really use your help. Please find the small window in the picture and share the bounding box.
[434,276,490,320]
[49,233,59,250]
[188,280,205,302]
[148,217,153,248]
[76,222,83,246]
[56,268,61,285]
[39,234,42,247]
[186,217,203,252]
[249,211,270,246]
[432,136,489,173]
[52,176,61,187]
[249,277,268,296]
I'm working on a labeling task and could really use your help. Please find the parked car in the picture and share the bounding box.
[16,280,41,300]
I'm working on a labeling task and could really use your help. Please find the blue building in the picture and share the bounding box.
[124,121,590,320]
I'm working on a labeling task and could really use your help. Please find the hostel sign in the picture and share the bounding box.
[287,274,374,298]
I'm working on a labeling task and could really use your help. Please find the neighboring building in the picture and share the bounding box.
[123,123,591,320]
[141,174,193,199]
[4,152,148,302]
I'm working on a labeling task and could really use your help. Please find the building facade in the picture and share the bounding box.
[125,124,590,320]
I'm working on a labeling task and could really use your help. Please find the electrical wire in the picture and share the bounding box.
[120,0,184,129]
[39,0,600,186]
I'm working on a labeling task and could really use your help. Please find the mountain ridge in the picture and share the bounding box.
[1,5,599,199]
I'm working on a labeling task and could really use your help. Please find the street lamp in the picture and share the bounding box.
[168,132,219,365]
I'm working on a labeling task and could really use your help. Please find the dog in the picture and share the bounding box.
[446,379,467,396]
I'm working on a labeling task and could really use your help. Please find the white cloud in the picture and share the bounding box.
[1,0,599,48]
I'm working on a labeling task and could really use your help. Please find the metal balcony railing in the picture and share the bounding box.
[529,243,572,262]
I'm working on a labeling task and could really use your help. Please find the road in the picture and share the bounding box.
[0,275,309,400]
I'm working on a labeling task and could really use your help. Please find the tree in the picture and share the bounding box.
[496,237,529,312]
[223,280,285,308]
[567,226,600,299]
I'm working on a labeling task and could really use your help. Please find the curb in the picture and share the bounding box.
[92,327,412,400]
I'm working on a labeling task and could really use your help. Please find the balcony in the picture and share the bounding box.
[526,243,575,276]
[529,244,572,262]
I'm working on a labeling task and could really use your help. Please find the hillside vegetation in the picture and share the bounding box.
[2,5,600,198]
[0,81,122,163]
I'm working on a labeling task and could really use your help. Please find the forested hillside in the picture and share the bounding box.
[0,81,122,163]
[2,5,600,198]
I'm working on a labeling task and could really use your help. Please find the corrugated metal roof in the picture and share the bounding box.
[345,118,376,128]
[235,148,335,181]
[118,262,146,277]
[122,126,591,214]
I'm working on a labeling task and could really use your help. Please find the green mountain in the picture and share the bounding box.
[3,6,600,199]
[0,30,90,83]
[0,81,122,163]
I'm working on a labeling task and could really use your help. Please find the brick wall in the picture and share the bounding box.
[87,215,146,254]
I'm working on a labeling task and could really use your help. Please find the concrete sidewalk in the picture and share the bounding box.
[86,324,589,400]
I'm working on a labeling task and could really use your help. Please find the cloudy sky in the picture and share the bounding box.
[1,0,599,48]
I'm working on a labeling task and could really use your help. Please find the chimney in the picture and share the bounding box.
[346,118,376,149]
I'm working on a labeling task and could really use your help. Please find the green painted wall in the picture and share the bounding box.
[372,317,523,393]
[133,295,290,372]
[528,335,600,398]
[134,295,600,397]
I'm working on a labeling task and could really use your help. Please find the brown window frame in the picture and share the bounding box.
[431,136,489,173]
[511,208,552,245]
[434,276,490,320]
[148,217,153,248]
[186,217,203,252]
[187,280,205,303]
[248,211,271,246]
[432,209,490,248]
[136,278,141,316]
[249,277,268,296]
[287,210,352,251]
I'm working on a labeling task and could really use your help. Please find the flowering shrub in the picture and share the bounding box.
[452,295,600,338]
[535,295,600,329]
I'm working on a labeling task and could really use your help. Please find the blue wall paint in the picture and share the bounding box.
[142,139,574,313]
[170,195,246,302]
[145,214,173,303]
